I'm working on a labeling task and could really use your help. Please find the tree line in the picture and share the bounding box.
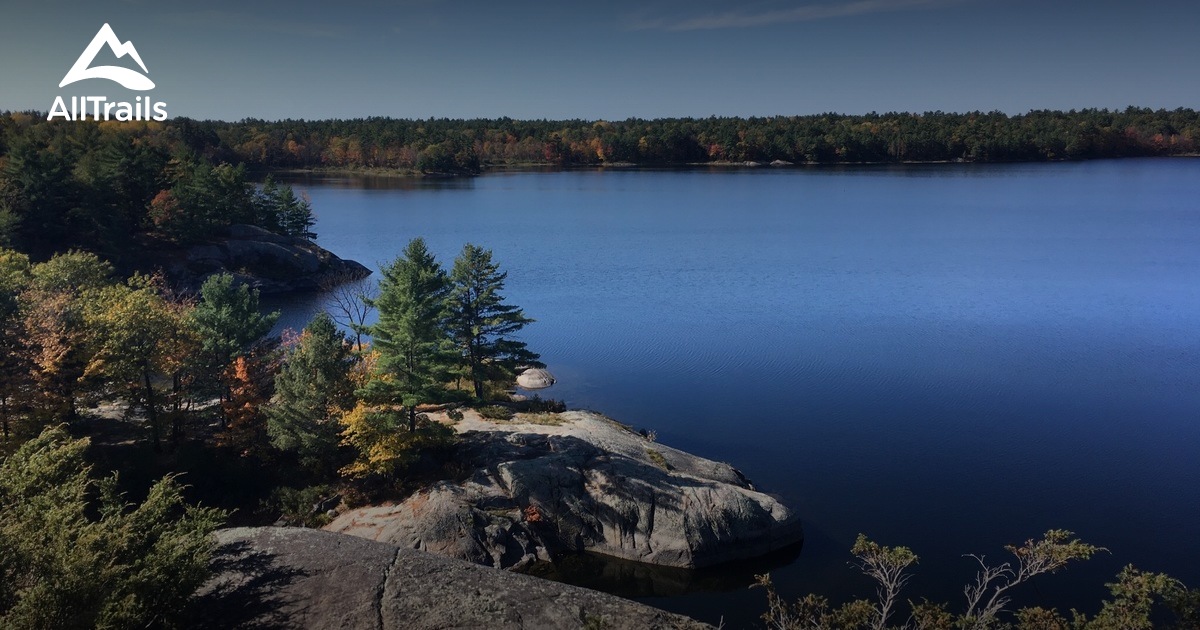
[0,237,538,466]
[3,108,1195,262]
[4,108,1197,180]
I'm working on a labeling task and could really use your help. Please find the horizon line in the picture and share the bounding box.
[2,105,1194,125]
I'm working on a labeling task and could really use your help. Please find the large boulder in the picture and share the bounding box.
[326,411,803,570]
[174,224,370,294]
[192,526,710,630]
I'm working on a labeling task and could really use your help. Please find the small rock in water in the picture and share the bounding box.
[516,368,556,389]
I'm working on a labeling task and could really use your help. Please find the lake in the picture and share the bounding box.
[267,160,1200,627]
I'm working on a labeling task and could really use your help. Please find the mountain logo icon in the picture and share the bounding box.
[59,23,155,91]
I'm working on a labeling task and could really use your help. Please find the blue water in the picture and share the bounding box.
[269,160,1200,627]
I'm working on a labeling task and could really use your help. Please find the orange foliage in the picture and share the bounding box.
[219,356,269,457]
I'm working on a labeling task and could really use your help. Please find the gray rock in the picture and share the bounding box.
[192,526,710,630]
[172,224,370,294]
[327,411,803,570]
[228,223,294,243]
[516,367,556,390]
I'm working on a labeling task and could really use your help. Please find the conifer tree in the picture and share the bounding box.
[267,313,354,473]
[445,244,541,399]
[0,426,225,628]
[361,238,455,431]
[189,273,279,410]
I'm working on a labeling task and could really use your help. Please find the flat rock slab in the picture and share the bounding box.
[327,411,803,570]
[193,526,710,630]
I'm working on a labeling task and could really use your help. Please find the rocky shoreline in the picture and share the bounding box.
[146,223,371,294]
[325,410,804,570]
[197,410,804,628]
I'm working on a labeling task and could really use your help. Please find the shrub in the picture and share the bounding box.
[478,405,515,421]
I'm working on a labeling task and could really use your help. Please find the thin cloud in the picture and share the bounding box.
[630,0,963,31]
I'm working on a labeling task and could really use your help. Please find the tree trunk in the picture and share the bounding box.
[469,341,483,400]
[408,405,416,432]
[143,363,161,452]
[170,371,182,446]
[64,385,78,424]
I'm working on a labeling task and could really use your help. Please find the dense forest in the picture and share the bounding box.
[2,108,1198,181]
[0,116,315,262]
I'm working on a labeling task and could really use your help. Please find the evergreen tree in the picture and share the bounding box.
[189,273,279,409]
[445,244,541,399]
[275,185,317,240]
[253,175,285,233]
[361,238,454,431]
[255,176,316,240]
[267,312,354,473]
[0,249,30,449]
[0,426,225,628]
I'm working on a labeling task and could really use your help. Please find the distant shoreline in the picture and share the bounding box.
[260,154,1200,180]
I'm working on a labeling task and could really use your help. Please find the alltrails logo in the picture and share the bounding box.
[47,23,168,121]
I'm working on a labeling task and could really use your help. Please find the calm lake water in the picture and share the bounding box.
[269,160,1200,627]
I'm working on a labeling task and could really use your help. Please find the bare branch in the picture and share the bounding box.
[851,534,919,630]
[320,272,377,349]
[961,530,1104,629]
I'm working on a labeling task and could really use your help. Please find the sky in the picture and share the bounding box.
[0,0,1197,121]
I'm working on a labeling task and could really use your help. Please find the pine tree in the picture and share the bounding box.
[445,244,541,399]
[255,176,316,240]
[276,186,316,240]
[189,273,279,412]
[267,313,354,474]
[361,238,455,431]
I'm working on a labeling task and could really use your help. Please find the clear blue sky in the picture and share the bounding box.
[2,0,1196,121]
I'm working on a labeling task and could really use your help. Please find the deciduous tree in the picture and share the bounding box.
[83,275,187,450]
[219,355,272,457]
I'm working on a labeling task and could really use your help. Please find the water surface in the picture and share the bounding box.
[268,161,1200,627]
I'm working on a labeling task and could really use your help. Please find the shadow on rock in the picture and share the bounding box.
[189,541,307,629]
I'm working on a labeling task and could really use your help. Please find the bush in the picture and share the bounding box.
[478,405,515,421]
[754,531,1200,630]
[516,396,567,413]
[0,426,226,629]
[264,484,338,528]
